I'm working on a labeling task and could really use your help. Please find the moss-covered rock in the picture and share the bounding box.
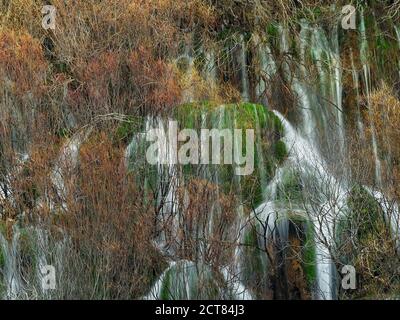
[125,101,287,208]
[241,211,315,299]
[276,168,303,203]
[241,225,270,298]
[274,140,288,163]
[302,220,317,287]
[337,185,400,298]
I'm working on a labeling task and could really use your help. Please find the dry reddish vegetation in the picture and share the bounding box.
[55,134,164,298]
[175,179,237,266]
[367,84,400,198]
[0,1,214,123]
[0,30,47,98]
[0,0,243,298]
[2,0,400,299]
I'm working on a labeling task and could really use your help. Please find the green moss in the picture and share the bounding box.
[277,169,303,202]
[19,228,38,271]
[160,269,172,300]
[336,185,386,267]
[241,226,267,295]
[114,116,143,145]
[347,185,384,241]
[216,28,236,41]
[135,101,286,211]
[376,34,391,51]
[274,140,287,163]
[267,23,279,38]
[302,221,317,285]
[53,61,70,74]
[56,128,71,139]
[241,174,263,207]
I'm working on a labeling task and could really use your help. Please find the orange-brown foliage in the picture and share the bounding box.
[55,133,164,298]
[0,30,47,99]
[129,47,182,113]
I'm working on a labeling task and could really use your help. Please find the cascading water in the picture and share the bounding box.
[350,50,366,141]
[128,103,283,300]
[238,35,250,102]
[294,22,317,144]
[279,22,346,156]
[285,22,347,158]
[0,225,68,299]
[51,136,82,209]
[267,24,351,298]
[203,49,217,86]
[0,228,21,299]
[137,18,386,300]
[0,153,29,210]
[330,25,346,155]
[365,187,400,249]
[254,34,276,101]
[2,6,400,301]
[180,44,196,103]
[359,10,382,186]
[273,111,349,300]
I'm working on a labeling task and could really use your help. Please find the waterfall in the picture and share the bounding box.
[296,22,316,144]
[253,162,290,251]
[254,34,276,101]
[0,224,69,300]
[143,117,180,252]
[279,24,311,141]
[0,228,21,299]
[231,109,253,300]
[359,10,382,186]
[0,153,29,210]
[132,103,292,300]
[136,105,263,300]
[365,187,400,249]
[395,26,400,79]
[3,4,400,301]
[238,35,250,102]
[142,23,359,300]
[267,23,353,299]
[204,49,217,85]
[350,50,366,141]
[180,44,196,103]
[298,23,346,156]
[51,136,81,209]
[279,22,347,154]
[330,25,345,155]
[273,111,349,300]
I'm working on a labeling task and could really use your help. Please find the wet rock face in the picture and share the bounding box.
[263,219,312,300]
[2,2,400,299]
[285,221,311,300]
[240,215,314,300]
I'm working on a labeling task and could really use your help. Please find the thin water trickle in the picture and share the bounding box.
[238,35,250,102]
[360,10,382,186]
